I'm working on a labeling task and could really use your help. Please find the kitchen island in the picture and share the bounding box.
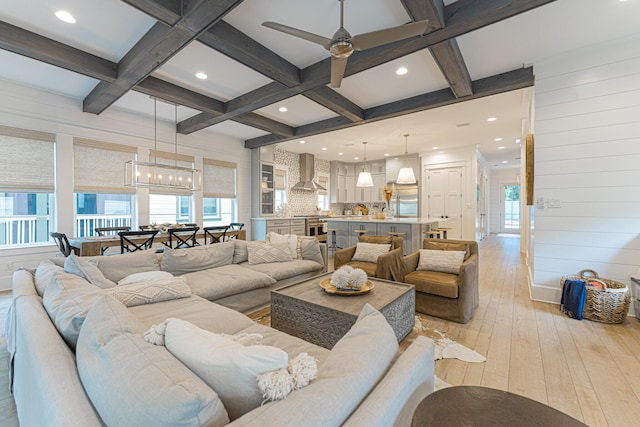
[324,217,444,255]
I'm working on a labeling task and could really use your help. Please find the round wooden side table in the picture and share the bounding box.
[412,386,587,427]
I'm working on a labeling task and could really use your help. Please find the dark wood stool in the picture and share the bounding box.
[327,228,342,255]
[412,386,587,426]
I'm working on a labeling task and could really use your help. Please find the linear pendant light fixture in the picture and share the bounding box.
[356,141,374,187]
[396,134,417,184]
[125,98,201,191]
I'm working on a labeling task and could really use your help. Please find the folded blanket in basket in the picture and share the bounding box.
[561,279,586,320]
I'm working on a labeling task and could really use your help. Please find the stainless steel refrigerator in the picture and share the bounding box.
[393,183,419,218]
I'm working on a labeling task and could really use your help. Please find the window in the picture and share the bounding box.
[73,138,136,236]
[202,158,237,226]
[274,168,287,212]
[317,174,329,211]
[0,126,55,246]
[149,194,192,225]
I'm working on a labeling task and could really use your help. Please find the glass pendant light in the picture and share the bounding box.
[356,141,374,187]
[396,134,417,184]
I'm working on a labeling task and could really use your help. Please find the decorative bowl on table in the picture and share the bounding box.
[320,266,374,296]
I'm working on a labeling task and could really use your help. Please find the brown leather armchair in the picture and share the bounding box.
[401,238,479,324]
[333,235,404,281]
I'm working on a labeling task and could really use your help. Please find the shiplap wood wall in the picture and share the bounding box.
[531,34,640,304]
[0,78,252,291]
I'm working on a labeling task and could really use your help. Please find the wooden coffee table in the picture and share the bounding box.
[271,272,415,349]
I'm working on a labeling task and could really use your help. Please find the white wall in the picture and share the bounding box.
[0,78,252,291]
[489,168,521,234]
[531,34,640,304]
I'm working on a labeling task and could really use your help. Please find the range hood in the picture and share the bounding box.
[292,153,326,191]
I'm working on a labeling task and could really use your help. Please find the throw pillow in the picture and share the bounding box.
[233,239,249,263]
[118,271,174,286]
[107,276,191,307]
[247,241,293,265]
[94,249,161,282]
[422,240,471,260]
[417,249,466,274]
[351,242,391,263]
[34,260,65,296]
[64,253,116,289]
[42,273,106,350]
[161,241,235,275]
[164,318,289,420]
[76,296,229,427]
[298,237,324,265]
[267,232,298,258]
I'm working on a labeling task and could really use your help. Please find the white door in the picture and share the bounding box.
[500,183,520,234]
[427,167,463,239]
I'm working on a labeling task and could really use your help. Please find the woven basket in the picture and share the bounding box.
[561,269,630,324]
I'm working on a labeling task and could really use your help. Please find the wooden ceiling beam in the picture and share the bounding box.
[179,0,555,134]
[244,66,533,149]
[121,0,183,26]
[82,0,244,114]
[303,87,365,122]
[0,20,117,82]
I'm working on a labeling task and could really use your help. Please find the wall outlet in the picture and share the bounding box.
[536,198,545,210]
[548,198,561,208]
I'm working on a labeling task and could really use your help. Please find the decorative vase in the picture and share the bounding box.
[386,204,394,219]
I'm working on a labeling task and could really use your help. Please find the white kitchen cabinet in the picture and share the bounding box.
[345,176,355,203]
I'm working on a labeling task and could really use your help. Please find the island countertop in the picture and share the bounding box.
[324,217,442,225]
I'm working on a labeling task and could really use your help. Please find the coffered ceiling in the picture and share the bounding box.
[1,0,639,169]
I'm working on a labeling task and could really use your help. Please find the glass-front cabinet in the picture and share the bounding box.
[260,162,274,215]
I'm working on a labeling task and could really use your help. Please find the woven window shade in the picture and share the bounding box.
[0,125,55,192]
[318,175,328,195]
[149,150,196,196]
[275,169,286,190]
[74,138,137,194]
[203,158,236,198]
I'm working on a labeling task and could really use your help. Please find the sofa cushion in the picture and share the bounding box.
[118,270,174,286]
[417,249,466,274]
[267,232,298,258]
[298,237,324,265]
[247,241,293,264]
[64,253,116,289]
[423,240,471,260]
[233,239,249,263]
[76,295,229,427]
[164,318,288,420]
[405,270,460,299]
[93,249,161,283]
[42,273,106,350]
[162,241,235,275]
[184,264,275,300]
[107,276,191,307]
[35,260,64,296]
[242,259,323,281]
[230,304,398,427]
[352,242,390,263]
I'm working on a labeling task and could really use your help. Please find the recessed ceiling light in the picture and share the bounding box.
[299,140,305,144]
[487,117,497,122]
[321,147,327,151]
[495,137,503,141]
[384,153,390,156]
[502,160,508,164]
[433,146,439,150]
[498,146,505,150]
[395,67,408,76]
[195,72,207,80]
[354,156,359,160]
[279,106,288,112]
[515,138,521,144]
[338,152,343,156]
[55,10,76,23]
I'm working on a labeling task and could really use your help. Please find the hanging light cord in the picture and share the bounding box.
[174,103,178,167]
[403,134,409,166]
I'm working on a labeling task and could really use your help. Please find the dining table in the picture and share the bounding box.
[69,229,246,256]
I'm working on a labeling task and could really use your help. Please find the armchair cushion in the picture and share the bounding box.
[352,243,391,263]
[404,270,460,299]
[417,249,466,274]
[422,240,471,260]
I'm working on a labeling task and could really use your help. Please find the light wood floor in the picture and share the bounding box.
[0,235,639,426]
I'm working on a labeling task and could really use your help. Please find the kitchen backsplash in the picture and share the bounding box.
[273,147,330,216]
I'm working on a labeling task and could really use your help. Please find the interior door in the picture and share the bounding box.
[427,167,463,239]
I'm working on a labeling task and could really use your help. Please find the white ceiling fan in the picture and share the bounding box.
[262,0,429,88]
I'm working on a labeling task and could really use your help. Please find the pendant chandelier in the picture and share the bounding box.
[356,141,374,187]
[396,134,417,184]
[125,98,201,191]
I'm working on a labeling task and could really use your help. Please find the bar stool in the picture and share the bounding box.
[388,231,405,238]
[354,229,369,236]
[437,227,452,239]
[327,228,342,255]
[424,229,442,239]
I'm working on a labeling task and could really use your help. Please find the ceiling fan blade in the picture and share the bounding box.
[351,20,429,51]
[330,56,349,88]
[262,21,332,49]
